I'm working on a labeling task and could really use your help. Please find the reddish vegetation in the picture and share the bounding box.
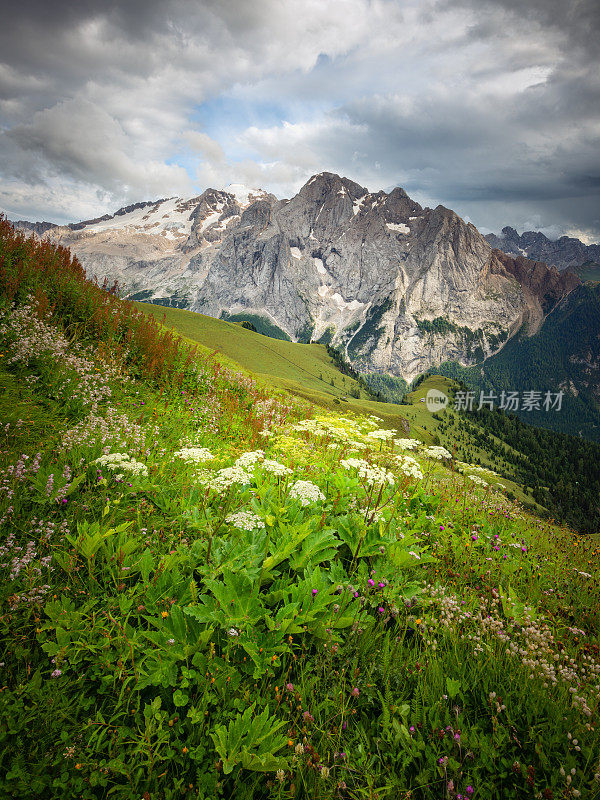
[0,216,197,385]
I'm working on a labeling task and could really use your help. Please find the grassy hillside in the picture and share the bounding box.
[134,305,600,527]
[2,220,600,800]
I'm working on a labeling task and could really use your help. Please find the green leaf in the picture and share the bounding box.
[139,548,154,584]
[445,677,461,699]
[289,527,339,572]
[173,689,189,708]
[210,703,287,775]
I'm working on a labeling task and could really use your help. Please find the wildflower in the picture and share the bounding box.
[394,438,420,449]
[396,454,424,480]
[235,450,265,467]
[286,683,294,692]
[94,452,148,477]
[312,588,318,596]
[227,627,239,637]
[51,668,62,678]
[261,459,292,476]
[368,578,375,587]
[378,607,385,614]
[295,743,304,755]
[351,687,359,698]
[289,480,325,505]
[173,447,213,464]
[302,711,314,723]
[466,786,474,796]
[225,511,265,531]
[320,766,330,779]
[422,445,452,460]
[161,611,169,618]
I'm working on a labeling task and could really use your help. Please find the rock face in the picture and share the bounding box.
[486,226,600,271]
[23,173,579,381]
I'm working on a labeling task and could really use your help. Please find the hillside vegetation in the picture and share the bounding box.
[1,219,600,800]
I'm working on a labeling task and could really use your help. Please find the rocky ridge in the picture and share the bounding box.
[13,174,579,382]
[486,226,600,271]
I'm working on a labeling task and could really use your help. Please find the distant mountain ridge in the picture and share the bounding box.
[485,226,600,271]
[10,174,578,384]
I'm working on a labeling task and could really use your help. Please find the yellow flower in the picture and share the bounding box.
[416,619,422,625]
[161,611,169,618]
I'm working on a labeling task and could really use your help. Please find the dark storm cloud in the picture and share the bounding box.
[0,0,598,239]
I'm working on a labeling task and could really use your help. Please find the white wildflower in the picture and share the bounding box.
[94,452,148,477]
[235,450,265,467]
[422,446,452,460]
[173,446,213,464]
[262,459,292,476]
[467,474,488,487]
[396,455,423,481]
[341,458,395,487]
[394,438,420,450]
[366,428,396,441]
[289,480,325,506]
[198,465,251,491]
[225,511,265,531]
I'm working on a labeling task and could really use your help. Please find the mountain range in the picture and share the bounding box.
[10,173,579,385]
[485,226,600,272]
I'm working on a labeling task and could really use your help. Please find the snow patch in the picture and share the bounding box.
[314,258,327,275]
[330,293,364,311]
[290,247,302,259]
[225,184,266,207]
[386,222,410,235]
[353,195,367,216]
[318,285,330,298]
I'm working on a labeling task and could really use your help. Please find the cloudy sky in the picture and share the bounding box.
[1,0,598,240]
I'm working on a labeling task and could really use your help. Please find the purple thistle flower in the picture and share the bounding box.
[312,588,318,596]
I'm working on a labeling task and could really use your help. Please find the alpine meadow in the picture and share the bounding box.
[1,218,599,800]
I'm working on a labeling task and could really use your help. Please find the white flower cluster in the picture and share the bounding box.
[366,428,396,441]
[173,447,213,464]
[422,445,452,460]
[198,465,251,492]
[288,480,325,506]
[262,459,292,476]
[467,474,488,487]
[234,450,290,476]
[94,452,148,477]
[235,450,265,467]
[396,455,424,481]
[225,510,265,531]
[394,438,420,450]
[341,458,395,487]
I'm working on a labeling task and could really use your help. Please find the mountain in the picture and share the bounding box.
[486,226,600,272]
[16,173,578,385]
